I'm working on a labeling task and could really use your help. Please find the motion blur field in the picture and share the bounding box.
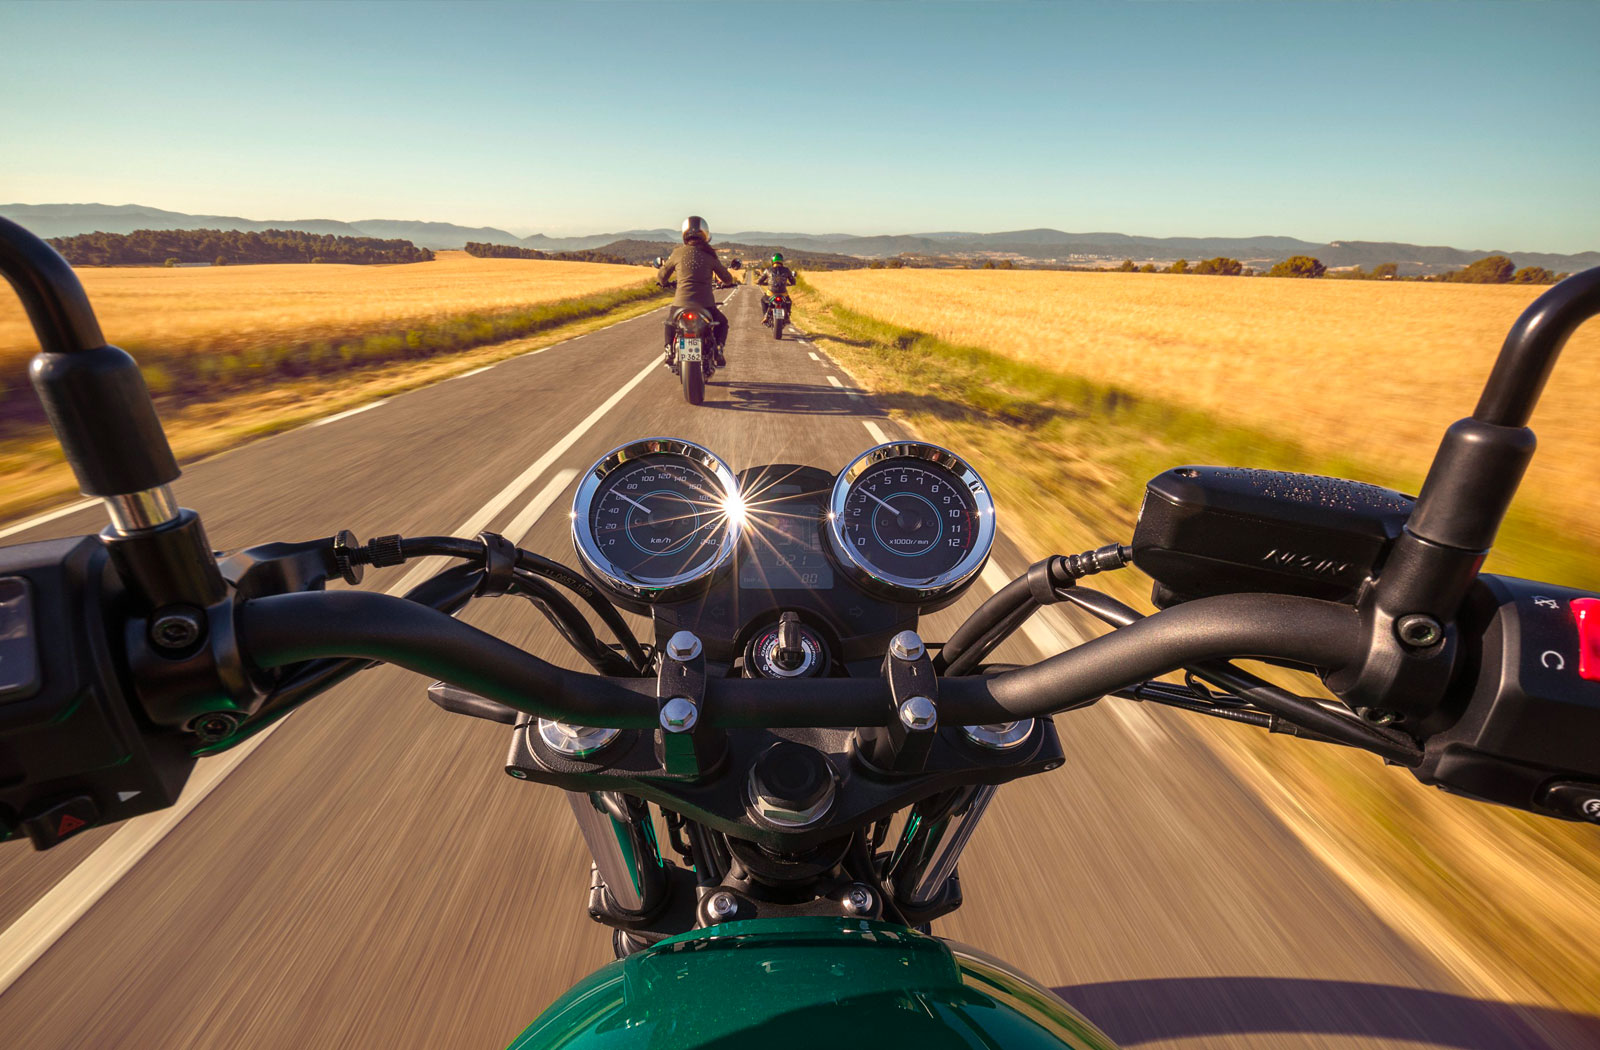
[0,250,652,371]
[804,269,1600,552]
[794,271,1600,1022]
[4,284,1597,1049]
[0,252,663,518]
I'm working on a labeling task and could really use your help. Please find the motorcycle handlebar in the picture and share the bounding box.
[237,589,1364,729]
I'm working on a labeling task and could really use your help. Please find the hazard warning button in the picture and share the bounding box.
[22,795,100,850]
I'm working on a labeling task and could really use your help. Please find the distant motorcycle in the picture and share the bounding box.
[762,290,792,340]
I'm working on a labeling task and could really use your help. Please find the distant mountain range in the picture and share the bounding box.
[4,203,1597,274]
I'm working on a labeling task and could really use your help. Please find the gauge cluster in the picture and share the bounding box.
[572,437,994,668]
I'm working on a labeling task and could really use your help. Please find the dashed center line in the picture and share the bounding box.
[807,351,819,362]
[862,420,891,445]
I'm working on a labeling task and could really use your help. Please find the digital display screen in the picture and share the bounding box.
[739,489,834,590]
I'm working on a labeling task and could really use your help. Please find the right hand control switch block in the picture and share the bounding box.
[1413,575,1600,822]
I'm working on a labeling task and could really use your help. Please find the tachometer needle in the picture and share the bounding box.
[616,493,654,514]
[860,489,900,514]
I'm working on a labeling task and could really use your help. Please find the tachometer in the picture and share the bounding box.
[573,438,743,603]
[827,441,995,603]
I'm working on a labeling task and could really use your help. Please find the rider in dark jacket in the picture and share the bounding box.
[657,216,735,364]
[760,254,796,324]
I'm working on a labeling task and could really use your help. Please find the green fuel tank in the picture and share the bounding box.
[509,918,1120,1050]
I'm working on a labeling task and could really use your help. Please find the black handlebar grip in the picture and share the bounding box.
[30,346,181,497]
[0,217,180,497]
[1474,265,1600,428]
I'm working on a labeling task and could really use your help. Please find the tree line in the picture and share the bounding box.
[1105,253,1565,283]
[49,228,434,266]
[463,242,631,265]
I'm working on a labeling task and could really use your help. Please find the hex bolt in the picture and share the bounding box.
[843,885,875,916]
[889,630,925,662]
[1395,613,1444,648]
[660,697,699,733]
[1361,708,1401,727]
[666,630,702,662]
[707,891,739,920]
[150,608,204,650]
[899,696,937,731]
[189,711,241,743]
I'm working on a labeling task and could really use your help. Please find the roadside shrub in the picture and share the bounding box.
[1268,255,1326,279]
[1193,257,1242,276]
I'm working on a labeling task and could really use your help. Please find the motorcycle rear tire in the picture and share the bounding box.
[682,358,705,405]
[773,320,784,340]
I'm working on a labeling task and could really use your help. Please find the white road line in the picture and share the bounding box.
[0,299,672,541]
[825,375,844,388]
[385,354,659,596]
[506,468,579,545]
[0,499,97,541]
[310,400,389,428]
[862,420,891,445]
[807,351,820,362]
[0,354,664,998]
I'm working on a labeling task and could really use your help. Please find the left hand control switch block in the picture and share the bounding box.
[0,536,196,849]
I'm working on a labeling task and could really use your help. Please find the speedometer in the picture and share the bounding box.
[827,441,995,603]
[573,438,743,603]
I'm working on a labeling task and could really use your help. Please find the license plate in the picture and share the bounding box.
[773,309,787,320]
[677,337,702,361]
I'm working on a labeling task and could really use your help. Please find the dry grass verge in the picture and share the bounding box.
[804,269,1600,555]
[791,278,1600,1016]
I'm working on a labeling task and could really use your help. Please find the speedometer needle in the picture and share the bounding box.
[615,493,654,514]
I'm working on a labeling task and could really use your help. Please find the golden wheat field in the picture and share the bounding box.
[806,269,1600,540]
[0,250,651,365]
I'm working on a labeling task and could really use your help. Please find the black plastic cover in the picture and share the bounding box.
[1132,466,1414,607]
[1414,574,1600,821]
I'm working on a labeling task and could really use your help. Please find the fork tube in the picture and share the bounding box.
[888,784,997,907]
[566,791,666,915]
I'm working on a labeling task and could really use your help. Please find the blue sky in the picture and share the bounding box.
[1,0,1596,251]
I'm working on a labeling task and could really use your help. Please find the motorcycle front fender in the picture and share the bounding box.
[507,918,1119,1049]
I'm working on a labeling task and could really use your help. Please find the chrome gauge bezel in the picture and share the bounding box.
[826,441,996,603]
[572,437,743,603]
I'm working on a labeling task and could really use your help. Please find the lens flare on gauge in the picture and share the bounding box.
[731,466,836,593]
[572,439,743,604]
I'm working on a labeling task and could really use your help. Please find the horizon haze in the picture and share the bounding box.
[1,1,1597,253]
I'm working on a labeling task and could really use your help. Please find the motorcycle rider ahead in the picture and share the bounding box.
[759,253,796,325]
[657,216,736,367]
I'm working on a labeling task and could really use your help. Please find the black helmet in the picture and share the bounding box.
[682,216,710,244]
[771,253,783,264]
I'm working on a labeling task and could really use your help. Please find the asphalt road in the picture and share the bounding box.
[0,285,1593,1049]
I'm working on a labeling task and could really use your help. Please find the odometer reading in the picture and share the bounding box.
[841,463,977,578]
